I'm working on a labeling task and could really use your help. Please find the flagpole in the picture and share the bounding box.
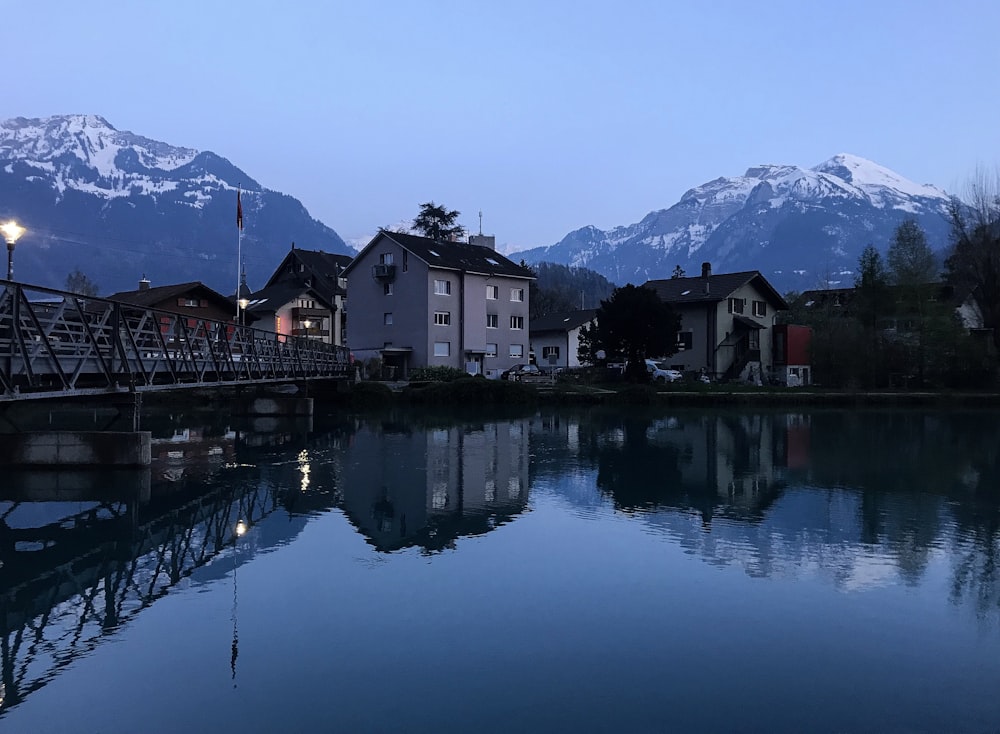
[236,184,243,320]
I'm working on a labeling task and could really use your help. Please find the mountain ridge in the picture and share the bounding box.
[0,114,348,294]
[515,154,953,292]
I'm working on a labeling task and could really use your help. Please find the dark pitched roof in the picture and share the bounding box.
[644,271,788,309]
[107,281,233,310]
[263,247,351,300]
[242,281,333,315]
[530,309,598,333]
[344,231,534,280]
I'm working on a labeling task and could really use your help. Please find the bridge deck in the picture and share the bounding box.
[1,281,351,401]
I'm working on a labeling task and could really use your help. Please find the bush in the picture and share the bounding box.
[403,376,537,405]
[346,381,393,408]
[408,365,469,383]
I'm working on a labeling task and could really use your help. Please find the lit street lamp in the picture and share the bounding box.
[302,319,312,337]
[238,297,250,325]
[2,221,25,281]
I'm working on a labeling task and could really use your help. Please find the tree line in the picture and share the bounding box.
[785,186,999,388]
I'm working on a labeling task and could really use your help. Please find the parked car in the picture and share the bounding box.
[501,364,541,381]
[645,359,682,383]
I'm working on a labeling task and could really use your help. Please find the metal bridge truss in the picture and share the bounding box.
[0,477,283,714]
[0,281,351,400]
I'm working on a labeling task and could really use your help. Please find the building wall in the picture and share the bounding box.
[670,303,716,373]
[346,239,531,374]
[346,238,431,369]
[711,282,778,377]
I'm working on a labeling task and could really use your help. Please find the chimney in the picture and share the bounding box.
[701,262,712,278]
[469,234,496,251]
[139,275,150,291]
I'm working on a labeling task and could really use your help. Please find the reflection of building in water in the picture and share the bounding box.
[341,419,530,551]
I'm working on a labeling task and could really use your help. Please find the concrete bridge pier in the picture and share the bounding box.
[0,392,150,467]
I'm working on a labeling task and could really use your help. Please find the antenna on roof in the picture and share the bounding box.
[479,211,483,236]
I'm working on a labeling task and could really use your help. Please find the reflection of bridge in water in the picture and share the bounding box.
[1,281,351,402]
[0,467,292,715]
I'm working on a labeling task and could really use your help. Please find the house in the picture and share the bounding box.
[529,309,597,371]
[239,280,336,342]
[107,277,238,323]
[342,231,534,378]
[643,263,788,382]
[256,245,353,345]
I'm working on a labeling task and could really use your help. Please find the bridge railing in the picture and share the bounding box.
[0,281,351,399]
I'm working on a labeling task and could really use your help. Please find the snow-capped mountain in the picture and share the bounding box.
[516,154,954,291]
[0,114,349,294]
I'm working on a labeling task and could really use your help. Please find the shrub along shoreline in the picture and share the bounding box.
[338,376,1000,409]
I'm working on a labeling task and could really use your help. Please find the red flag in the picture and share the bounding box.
[237,188,244,230]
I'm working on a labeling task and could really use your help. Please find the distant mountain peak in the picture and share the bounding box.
[516,154,954,292]
[0,113,349,293]
[812,153,947,200]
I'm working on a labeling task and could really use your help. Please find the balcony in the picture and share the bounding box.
[292,306,328,320]
[372,264,396,281]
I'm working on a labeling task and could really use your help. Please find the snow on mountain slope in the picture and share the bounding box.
[517,155,954,292]
[0,114,349,293]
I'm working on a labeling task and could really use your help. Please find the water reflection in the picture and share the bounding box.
[341,417,530,552]
[2,406,1000,730]
[537,408,1000,611]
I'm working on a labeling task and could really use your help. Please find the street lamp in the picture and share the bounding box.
[2,221,25,281]
[238,297,250,325]
[302,319,312,337]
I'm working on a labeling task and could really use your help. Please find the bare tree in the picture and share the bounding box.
[946,168,1000,350]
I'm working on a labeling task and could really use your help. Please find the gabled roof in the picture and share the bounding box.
[241,281,334,315]
[530,309,598,334]
[344,231,534,280]
[644,271,788,310]
[263,246,352,300]
[107,281,233,311]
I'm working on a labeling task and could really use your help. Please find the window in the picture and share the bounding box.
[179,298,201,307]
[728,297,745,314]
[676,331,693,351]
[383,282,393,296]
[379,252,393,265]
[486,284,499,300]
[542,346,560,359]
[298,298,316,309]
[510,344,524,358]
[510,315,524,330]
[434,311,450,326]
[485,343,498,358]
[753,300,767,317]
[402,252,408,272]
[510,288,524,302]
[434,279,451,295]
[383,312,393,326]
[487,313,498,329]
[434,341,451,357]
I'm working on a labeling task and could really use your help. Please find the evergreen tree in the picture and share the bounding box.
[854,245,890,386]
[578,284,680,382]
[412,201,466,241]
[671,265,686,279]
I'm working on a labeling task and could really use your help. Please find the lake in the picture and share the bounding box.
[2,406,999,733]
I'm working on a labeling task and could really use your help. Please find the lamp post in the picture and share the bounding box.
[238,297,250,326]
[302,319,312,338]
[2,221,25,281]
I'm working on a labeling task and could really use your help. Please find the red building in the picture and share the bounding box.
[772,324,812,386]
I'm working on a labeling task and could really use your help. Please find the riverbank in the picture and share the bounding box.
[341,377,1000,409]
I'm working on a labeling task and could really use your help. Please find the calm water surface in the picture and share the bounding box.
[2,407,1000,733]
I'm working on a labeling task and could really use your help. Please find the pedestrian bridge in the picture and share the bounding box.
[0,281,351,402]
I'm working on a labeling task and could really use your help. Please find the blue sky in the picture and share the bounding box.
[5,0,998,252]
